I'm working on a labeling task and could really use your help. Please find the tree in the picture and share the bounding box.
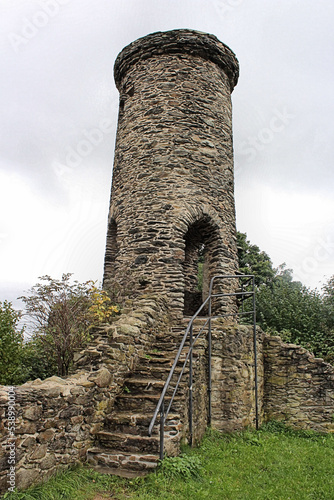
[321,275,334,355]
[20,274,119,377]
[237,232,334,363]
[323,275,334,310]
[256,279,327,341]
[0,301,24,385]
[20,335,58,382]
[237,232,276,286]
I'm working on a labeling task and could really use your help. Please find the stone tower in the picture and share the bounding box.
[103,29,239,317]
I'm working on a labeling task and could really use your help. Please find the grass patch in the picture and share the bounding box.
[4,423,334,499]
[2,466,128,500]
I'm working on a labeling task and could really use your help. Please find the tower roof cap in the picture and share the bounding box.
[114,29,239,91]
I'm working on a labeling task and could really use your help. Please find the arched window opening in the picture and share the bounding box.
[183,217,218,317]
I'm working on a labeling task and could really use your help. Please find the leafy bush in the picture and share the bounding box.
[237,231,334,363]
[157,455,203,480]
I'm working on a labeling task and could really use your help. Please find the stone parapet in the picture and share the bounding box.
[114,29,239,92]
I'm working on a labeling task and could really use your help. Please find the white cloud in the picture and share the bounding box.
[0,170,108,291]
[0,0,333,300]
[235,182,334,289]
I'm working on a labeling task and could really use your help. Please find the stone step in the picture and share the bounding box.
[123,378,165,394]
[96,431,159,453]
[87,447,159,472]
[156,337,188,346]
[83,319,199,477]
[92,465,150,478]
[104,411,181,435]
[130,364,189,380]
[150,342,206,357]
[137,351,198,369]
[156,330,186,339]
[135,358,180,371]
[152,342,183,351]
[153,340,184,349]
[123,377,187,394]
[142,350,189,361]
[146,350,186,359]
[182,316,210,323]
[116,393,183,412]
[152,341,187,351]
[154,335,204,349]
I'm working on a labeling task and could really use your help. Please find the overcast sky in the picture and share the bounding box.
[1,0,333,309]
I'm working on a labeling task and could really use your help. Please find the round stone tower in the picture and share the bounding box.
[103,29,239,318]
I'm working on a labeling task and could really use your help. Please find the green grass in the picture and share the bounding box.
[4,423,334,500]
[2,467,126,500]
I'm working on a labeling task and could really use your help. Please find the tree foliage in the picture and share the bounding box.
[0,301,24,385]
[20,334,59,382]
[237,232,276,286]
[19,274,119,378]
[237,231,334,363]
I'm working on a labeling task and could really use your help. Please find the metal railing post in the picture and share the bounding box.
[159,398,164,460]
[189,323,193,445]
[241,281,244,314]
[252,276,259,430]
[148,274,259,462]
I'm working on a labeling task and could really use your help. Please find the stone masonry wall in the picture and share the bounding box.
[179,332,209,447]
[0,371,118,493]
[103,30,240,318]
[263,335,334,432]
[210,321,264,432]
[0,296,169,494]
[2,306,334,494]
[191,336,210,445]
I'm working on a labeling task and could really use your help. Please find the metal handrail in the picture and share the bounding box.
[148,274,258,459]
[165,317,210,419]
[148,296,210,438]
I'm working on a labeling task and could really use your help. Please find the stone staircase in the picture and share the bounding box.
[87,326,190,476]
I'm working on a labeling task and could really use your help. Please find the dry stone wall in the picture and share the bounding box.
[0,371,118,493]
[103,29,240,318]
[0,296,169,493]
[263,335,334,432]
[210,321,263,432]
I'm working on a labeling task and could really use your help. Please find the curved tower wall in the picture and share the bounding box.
[103,29,239,317]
